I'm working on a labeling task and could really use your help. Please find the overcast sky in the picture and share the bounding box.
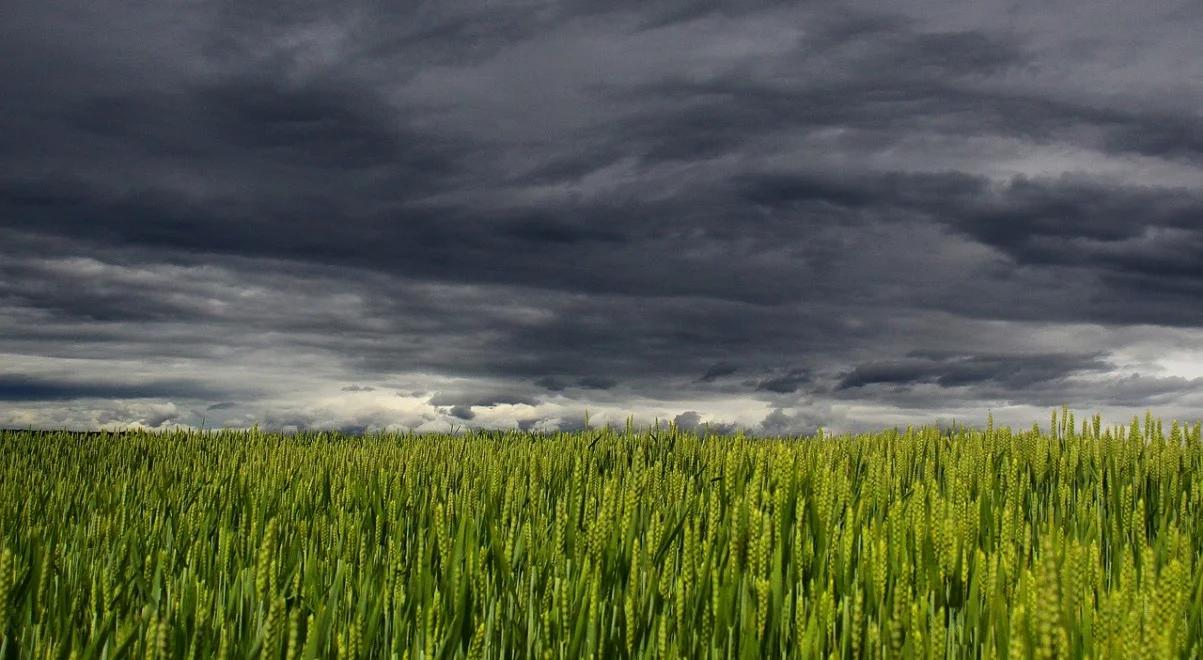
[3,0,1203,434]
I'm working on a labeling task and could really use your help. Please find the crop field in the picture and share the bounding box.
[2,411,1203,658]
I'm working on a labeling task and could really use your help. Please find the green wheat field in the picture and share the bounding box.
[2,410,1202,658]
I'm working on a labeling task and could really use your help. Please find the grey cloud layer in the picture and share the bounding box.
[2,0,1202,431]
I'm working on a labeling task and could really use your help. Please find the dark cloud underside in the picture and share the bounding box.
[0,375,230,402]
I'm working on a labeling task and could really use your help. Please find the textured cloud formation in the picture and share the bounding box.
[3,0,1203,432]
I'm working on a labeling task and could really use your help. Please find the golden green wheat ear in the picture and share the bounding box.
[0,412,1201,657]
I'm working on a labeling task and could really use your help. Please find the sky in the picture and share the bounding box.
[3,0,1203,434]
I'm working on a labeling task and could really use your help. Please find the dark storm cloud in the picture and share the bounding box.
[535,377,568,392]
[3,3,1198,312]
[1102,114,1203,165]
[835,353,1112,391]
[729,171,1203,324]
[0,374,226,402]
[576,376,617,390]
[757,369,812,394]
[698,362,738,383]
[3,0,1203,430]
[610,35,1036,165]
